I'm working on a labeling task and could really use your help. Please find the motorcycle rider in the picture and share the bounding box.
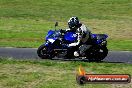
[63,17,93,57]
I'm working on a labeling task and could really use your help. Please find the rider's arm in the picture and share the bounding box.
[68,24,91,47]
[60,28,71,33]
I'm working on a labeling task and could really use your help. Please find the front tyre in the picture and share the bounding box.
[37,44,51,59]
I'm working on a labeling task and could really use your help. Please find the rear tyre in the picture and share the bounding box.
[37,44,51,59]
[99,46,108,60]
[94,46,108,62]
[86,46,108,62]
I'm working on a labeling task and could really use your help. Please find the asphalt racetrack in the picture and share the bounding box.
[0,47,132,64]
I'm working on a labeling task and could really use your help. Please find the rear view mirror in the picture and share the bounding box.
[55,22,58,27]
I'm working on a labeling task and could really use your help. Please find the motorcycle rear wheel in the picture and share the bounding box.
[94,46,108,62]
[86,46,108,62]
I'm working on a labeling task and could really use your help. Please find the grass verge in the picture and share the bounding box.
[0,0,132,50]
[0,58,132,88]
[0,18,132,50]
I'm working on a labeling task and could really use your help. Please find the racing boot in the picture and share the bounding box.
[74,51,80,57]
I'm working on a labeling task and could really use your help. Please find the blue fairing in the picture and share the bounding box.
[47,30,55,36]
[46,30,55,40]
[92,34,97,39]
[64,32,77,43]
[46,30,61,41]
[92,34,108,44]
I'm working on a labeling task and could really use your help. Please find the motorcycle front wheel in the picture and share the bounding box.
[37,44,52,59]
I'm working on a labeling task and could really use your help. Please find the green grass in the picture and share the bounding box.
[0,0,132,50]
[108,39,132,51]
[0,58,132,88]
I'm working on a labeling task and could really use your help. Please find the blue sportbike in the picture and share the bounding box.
[37,22,108,62]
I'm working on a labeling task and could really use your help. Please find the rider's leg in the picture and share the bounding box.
[79,44,92,55]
